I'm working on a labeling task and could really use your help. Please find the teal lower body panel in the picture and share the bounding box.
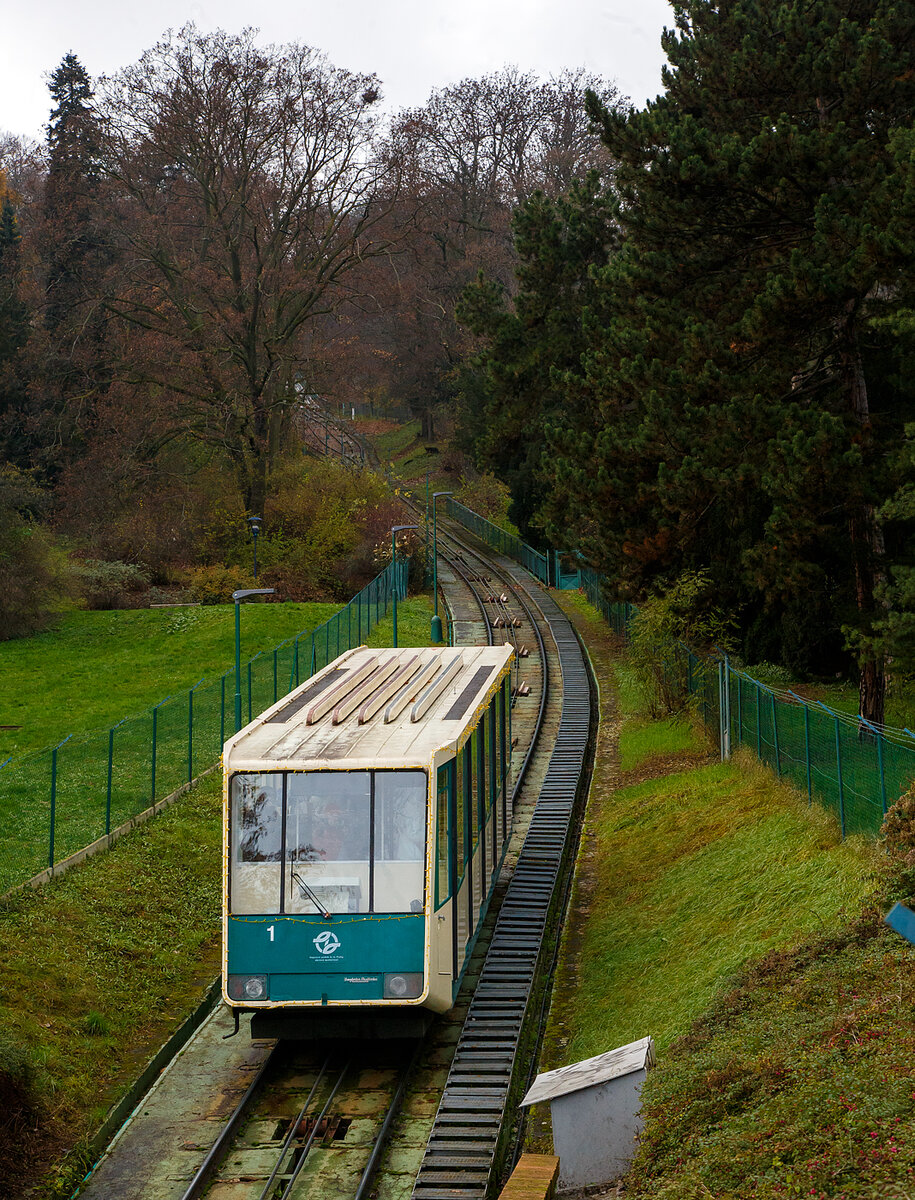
[270,972,383,1001]
[227,912,425,1004]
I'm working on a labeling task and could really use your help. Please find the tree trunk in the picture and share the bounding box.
[421,403,435,442]
[841,312,886,725]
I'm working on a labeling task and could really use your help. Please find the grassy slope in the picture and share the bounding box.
[0,774,223,1200]
[535,593,915,1200]
[0,601,344,759]
[0,595,434,1199]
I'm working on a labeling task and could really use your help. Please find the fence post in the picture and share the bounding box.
[106,719,125,835]
[295,636,300,687]
[247,661,253,723]
[860,713,888,817]
[49,735,72,868]
[273,648,278,703]
[106,726,115,835]
[220,674,226,748]
[755,681,762,758]
[835,715,846,837]
[188,679,204,784]
[771,691,781,776]
[151,703,159,803]
[311,637,317,677]
[718,661,725,760]
[789,691,813,804]
[736,674,742,746]
[814,701,846,834]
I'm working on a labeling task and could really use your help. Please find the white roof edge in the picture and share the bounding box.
[519,1036,655,1107]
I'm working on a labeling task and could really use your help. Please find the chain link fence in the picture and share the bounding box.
[0,560,407,894]
[453,511,915,841]
[582,569,915,838]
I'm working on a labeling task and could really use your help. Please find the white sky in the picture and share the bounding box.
[2,0,673,143]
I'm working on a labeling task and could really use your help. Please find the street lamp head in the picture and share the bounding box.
[247,515,262,535]
[432,491,453,501]
[232,588,275,603]
[391,524,420,535]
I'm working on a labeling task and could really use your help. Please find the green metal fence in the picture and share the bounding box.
[0,560,406,895]
[581,567,915,839]
[452,523,915,839]
[445,498,550,584]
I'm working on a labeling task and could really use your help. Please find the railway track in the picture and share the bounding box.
[78,487,592,1200]
[179,1039,421,1200]
[404,513,592,1199]
[160,525,564,1200]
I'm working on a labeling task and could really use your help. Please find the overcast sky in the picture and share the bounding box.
[3,0,674,143]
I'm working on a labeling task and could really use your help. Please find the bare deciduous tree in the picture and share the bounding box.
[98,25,396,512]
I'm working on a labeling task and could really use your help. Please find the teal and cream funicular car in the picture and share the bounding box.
[222,644,515,1038]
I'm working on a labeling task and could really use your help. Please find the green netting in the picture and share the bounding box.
[0,559,405,894]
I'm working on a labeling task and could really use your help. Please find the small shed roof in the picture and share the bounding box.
[519,1037,655,1108]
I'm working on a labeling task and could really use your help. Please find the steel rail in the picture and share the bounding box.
[270,1058,352,1200]
[440,541,495,646]
[354,1039,424,1200]
[432,520,549,802]
[178,1041,289,1200]
[176,497,581,1200]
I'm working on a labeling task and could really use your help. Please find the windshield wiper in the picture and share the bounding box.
[290,869,332,920]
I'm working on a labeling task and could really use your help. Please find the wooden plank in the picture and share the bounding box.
[496,1154,560,1200]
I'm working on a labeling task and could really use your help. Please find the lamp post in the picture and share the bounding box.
[431,492,453,644]
[424,471,430,576]
[390,525,419,648]
[247,516,262,581]
[232,588,275,733]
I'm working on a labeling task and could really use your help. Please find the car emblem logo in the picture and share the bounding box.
[313,930,341,956]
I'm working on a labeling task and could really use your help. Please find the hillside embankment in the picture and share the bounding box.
[530,593,915,1200]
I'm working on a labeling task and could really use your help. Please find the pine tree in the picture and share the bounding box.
[0,189,31,466]
[457,173,617,542]
[552,0,915,722]
[44,52,101,332]
[37,53,111,472]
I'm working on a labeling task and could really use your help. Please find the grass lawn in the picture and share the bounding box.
[0,596,434,895]
[0,601,343,760]
[545,594,875,1063]
[0,593,436,1198]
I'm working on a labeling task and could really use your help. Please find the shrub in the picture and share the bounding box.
[75,559,151,609]
[181,563,255,605]
[629,569,735,717]
[0,466,76,640]
[876,785,915,906]
[457,471,514,528]
[260,458,404,599]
